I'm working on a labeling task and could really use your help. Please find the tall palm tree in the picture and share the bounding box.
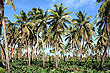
[72,11,95,62]
[28,8,40,64]
[6,20,17,63]
[35,8,49,68]
[29,8,49,67]
[14,10,31,65]
[65,25,79,62]
[95,28,108,69]
[95,0,110,69]
[48,3,72,68]
[0,0,15,72]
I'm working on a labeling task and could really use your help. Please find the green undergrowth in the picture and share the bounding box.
[0,60,110,73]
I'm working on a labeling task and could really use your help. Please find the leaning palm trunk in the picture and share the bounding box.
[0,0,10,72]
[100,17,110,70]
[99,46,108,70]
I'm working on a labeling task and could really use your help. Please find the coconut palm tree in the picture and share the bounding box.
[14,10,32,65]
[65,24,79,62]
[95,28,108,69]
[48,3,72,68]
[0,0,15,72]
[6,20,17,63]
[72,11,95,62]
[28,8,41,64]
[95,0,110,69]
[36,8,49,68]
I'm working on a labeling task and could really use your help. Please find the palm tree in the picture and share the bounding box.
[0,0,15,72]
[95,28,108,69]
[95,0,110,69]
[65,25,79,62]
[48,3,72,68]
[28,8,41,64]
[14,10,32,65]
[72,11,95,62]
[36,8,49,68]
[5,18,18,63]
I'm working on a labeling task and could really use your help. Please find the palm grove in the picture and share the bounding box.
[0,0,110,72]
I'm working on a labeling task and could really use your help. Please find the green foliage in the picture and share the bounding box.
[0,67,5,73]
[4,60,109,73]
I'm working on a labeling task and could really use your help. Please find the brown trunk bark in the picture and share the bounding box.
[0,0,10,72]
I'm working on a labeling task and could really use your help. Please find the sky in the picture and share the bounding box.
[4,0,101,23]
[4,0,102,56]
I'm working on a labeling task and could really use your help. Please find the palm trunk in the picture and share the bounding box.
[80,47,82,62]
[35,48,37,65]
[42,27,45,68]
[0,0,10,72]
[55,34,58,69]
[26,40,30,66]
[1,35,5,66]
[11,44,14,63]
[63,52,65,62]
[72,40,74,62]
[42,40,45,68]
[30,46,33,64]
[99,46,107,70]
[57,42,59,68]
[55,41,58,69]
[17,44,21,60]
[48,43,51,62]
[35,33,39,64]
[80,37,84,63]
[62,47,65,62]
